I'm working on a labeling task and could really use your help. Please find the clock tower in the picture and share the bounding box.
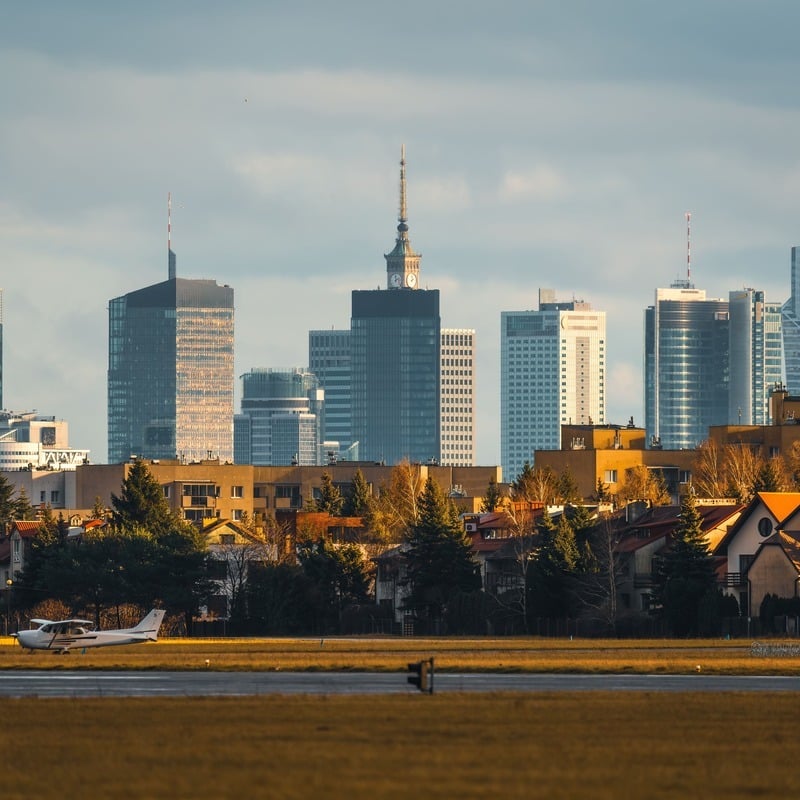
[385,145,421,289]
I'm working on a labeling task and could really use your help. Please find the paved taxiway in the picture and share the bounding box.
[4,671,800,697]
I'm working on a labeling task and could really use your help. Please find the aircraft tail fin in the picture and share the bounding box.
[131,609,167,640]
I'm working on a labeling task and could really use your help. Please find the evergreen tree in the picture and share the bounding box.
[528,511,580,619]
[556,467,580,505]
[315,471,344,516]
[403,477,480,621]
[593,477,612,504]
[752,458,786,493]
[110,459,176,535]
[651,491,717,636]
[480,477,503,513]
[342,468,371,517]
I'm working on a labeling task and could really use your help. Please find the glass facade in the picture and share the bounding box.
[351,289,440,464]
[645,286,729,450]
[235,368,322,465]
[107,278,234,464]
[782,246,800,394]
[309,329,351,450]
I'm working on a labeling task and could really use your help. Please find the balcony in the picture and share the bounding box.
[724,572,745,587]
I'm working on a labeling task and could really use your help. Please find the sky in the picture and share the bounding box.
[2,1,800,470]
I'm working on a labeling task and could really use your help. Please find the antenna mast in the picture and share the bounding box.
[168,192,176,280]
[399,144,407,226]
[686,211,691,282]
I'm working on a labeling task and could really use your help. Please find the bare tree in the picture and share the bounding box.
[616,466,670,506]
[723,444,762,503]
[366,460,424,543]
[578,512,625,633]
[692,439,726,499]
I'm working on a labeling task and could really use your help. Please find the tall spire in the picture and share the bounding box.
[168,192,177,280]
[385,145,421,289]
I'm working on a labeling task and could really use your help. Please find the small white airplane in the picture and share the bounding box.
[12,609,166,653]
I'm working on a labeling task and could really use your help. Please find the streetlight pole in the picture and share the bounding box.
[5,579,12,636]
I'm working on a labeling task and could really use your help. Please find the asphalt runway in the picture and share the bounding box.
[3,670,800,697]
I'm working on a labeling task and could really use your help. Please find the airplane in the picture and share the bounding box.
[12,608,166,653]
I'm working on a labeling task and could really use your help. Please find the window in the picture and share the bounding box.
[50,491,60,503]
[231,486,244,498]
[231,509,243,521]
[220,533,235,544]
[604,470,618,484]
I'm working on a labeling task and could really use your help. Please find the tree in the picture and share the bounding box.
[365,461,423,542]
[616,466,670,507]
[342,468,371,517]
[527,511,580,620]
[480,477,504,513]
[752,457,787,493]
[403,477,480,623]
[314,471,344,516]
[111,459,176,535]
[556,467,581,505]
[510,462,558,504]
[724,444,762,504]
[651,491,717,636]
[592,477,612,505]
[692,439,726,499]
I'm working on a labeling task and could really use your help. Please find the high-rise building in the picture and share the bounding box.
[308,329,351,452]
[234,368,323,466]
[0,288,4,410]
[644,282,729,450]
[782,246,800,394]
[501,289,606,482]
[440,328,475,467]
[728,289,783,425]
[350,147,441,464]
[107,239,234,464]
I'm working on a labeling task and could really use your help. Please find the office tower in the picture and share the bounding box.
[440,328,475,467]
[501,289,606,482]
[107,239,234,464]
[0,288,4,410]
[234,368,323,466]
[729,289,783,425]
[350,147,441,464]
[309,329,352,452]
[644,282,729,450]
[782,247,800,394]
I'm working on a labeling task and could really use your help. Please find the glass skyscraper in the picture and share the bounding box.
[782,246,800,394]
[644,283,729,450]
[234,368,323,466]
[108,269,234,464]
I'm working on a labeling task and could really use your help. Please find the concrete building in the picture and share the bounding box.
[645,282,729,450]
[107,241,234,464]
[0,411,88,471]
[234,368,323,466]
[501,288,606,482]
[440,328,475,467]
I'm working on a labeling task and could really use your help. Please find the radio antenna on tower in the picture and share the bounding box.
[168,192,176,280]
[686,211,691,283]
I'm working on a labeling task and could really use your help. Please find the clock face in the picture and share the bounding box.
[390,273,402,287]
[406,272,417,288]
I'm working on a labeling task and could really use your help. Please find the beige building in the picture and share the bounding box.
[14,460,503,524]
[534,423,696,503]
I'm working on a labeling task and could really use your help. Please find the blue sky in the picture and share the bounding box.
[2,1,800,470]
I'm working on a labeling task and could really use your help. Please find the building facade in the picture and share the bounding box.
[107,249,234,464]
[308,329,352,453]
[782,246,800,394]
[440,328,475,467]
[234,368,323,466]
[0,411,89,471]
[728,288,783,425]
[644,283,729,450]
[349,148,441,465]
[501,289,606,482]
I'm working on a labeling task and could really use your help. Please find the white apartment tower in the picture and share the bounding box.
[501,289,606,482]
[440,328,475,467]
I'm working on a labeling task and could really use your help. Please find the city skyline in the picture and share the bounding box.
[2,3,799,469]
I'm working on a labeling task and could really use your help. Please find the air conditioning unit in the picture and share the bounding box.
[465,523,477,532]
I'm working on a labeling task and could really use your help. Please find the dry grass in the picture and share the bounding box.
[3,692,800,799]
[1,634,798,674]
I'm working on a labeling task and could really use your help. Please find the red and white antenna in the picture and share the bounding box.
[686,211,691,282]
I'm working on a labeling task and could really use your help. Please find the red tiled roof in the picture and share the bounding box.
[12,520,40,539]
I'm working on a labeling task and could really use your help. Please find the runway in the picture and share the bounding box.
[4,670,800,697]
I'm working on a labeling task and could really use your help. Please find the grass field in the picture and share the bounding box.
[4,692,800,799]
[2,634,799,674]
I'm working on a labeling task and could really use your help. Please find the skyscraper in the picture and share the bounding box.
[440,328,475,467]
[107,230,234,464]
[308,329,352,452]
[728,289,783,425]
[234,368,323,466]
[782,246,800,394]
[350,147,441,464]
[501,289,606,482]
[644,282,729,450]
